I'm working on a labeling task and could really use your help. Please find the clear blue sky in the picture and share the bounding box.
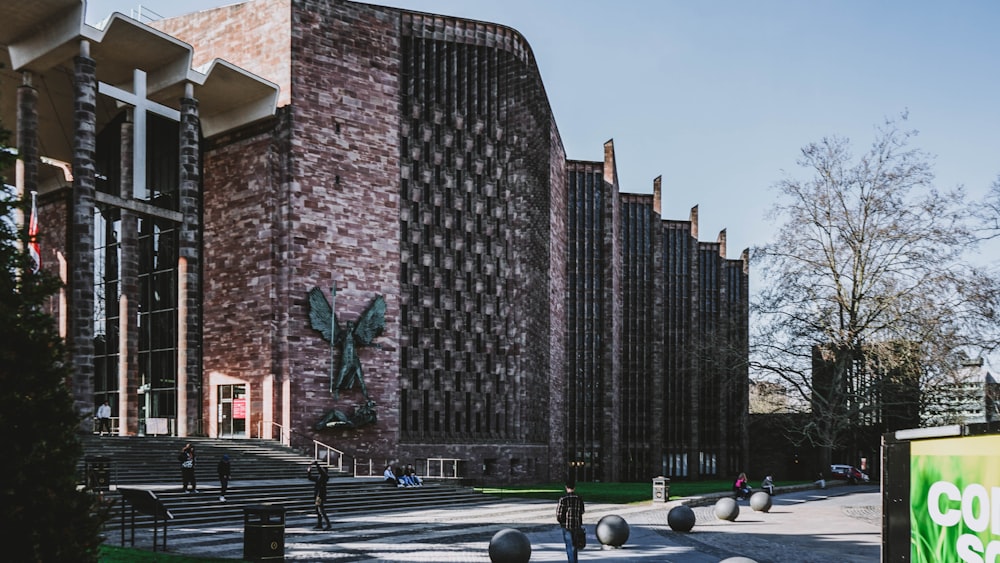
[86,0,1000,256]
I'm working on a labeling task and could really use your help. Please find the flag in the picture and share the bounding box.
[28,191,40,273]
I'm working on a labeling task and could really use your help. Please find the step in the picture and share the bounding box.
[102,482,495,528]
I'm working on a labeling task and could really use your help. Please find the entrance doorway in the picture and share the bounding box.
[217,384,247,438]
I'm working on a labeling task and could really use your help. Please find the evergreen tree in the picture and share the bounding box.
[0,124,104,560]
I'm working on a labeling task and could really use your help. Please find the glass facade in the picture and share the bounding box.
[94,111,181,427]
[93,207,121,414]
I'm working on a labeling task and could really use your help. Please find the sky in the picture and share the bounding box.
[85,0,1000,257]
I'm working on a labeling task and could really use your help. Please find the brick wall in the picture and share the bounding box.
[202,116,287,440]
[152,0,292,107]
[287,0,402,459]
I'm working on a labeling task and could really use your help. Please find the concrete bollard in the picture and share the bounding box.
[595,514,629,547]
[667,505,696,532]
[488,528,531,563]
[749,491,772,512]
[714,497,740,521]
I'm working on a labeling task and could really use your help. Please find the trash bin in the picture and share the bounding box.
[84,455,111,492]
[243,504,286,561]
[652,476,670,502]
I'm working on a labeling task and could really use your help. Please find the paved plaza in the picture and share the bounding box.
[107,484,881,562]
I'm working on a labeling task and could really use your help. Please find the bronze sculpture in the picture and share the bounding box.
[308,286,386,429]
[314,400,377,430]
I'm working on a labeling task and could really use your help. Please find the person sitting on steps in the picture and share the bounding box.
[383,464,399,487]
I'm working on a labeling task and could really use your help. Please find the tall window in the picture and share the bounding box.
[94,110,181,423]
[94,207,121,410]
[138,215,178,418]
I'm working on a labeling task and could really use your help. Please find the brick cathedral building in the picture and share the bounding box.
[1,0,748,483]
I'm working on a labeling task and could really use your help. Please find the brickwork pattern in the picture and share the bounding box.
[620,193,659,480]
[600,142,623,483]
[179,95,202,434]
[546,118,568,481]
[662,219,698,477]
[395,12,559,481]
[565,161,608,481]
[201,119,287,440]
[16,84,39,200]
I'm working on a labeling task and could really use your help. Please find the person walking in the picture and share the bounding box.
[556,481,585,563]
[217,454,232,501]
[308,461,332,530]
[179,443,198,493]
[96,401,112,436]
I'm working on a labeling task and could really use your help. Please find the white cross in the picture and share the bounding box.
[98,69,181,200]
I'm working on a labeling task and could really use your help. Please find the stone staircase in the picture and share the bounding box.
[79,434,497,529]
[78,434,326,484]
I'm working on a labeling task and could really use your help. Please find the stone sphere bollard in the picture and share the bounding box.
[714,497,740,521]
[488,528,531,563]
[750,491,772,512]
[719,558,759,563]
[667,505,696,532]
[595,514,630,547]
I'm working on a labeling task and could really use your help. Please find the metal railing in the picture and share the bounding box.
[353,459,382,478]
[256,421,290,446]
[353,458,464,479]
[313,441,345,473]
[425,458,464,479]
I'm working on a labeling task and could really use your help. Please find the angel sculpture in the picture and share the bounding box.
[308,286,386,401]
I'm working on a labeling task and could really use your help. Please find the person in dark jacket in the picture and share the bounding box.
[307,461,332,530]
[556,481,585,563]
[179,443,198,493]
[217,455,232,501]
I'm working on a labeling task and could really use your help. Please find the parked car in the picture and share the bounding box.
[830,464,869,484]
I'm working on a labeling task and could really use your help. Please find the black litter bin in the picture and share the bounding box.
[85,455,111,492]
[244,504,286,561]
[652,476,670,502]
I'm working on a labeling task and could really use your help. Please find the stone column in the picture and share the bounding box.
[119,111,139,435]
[71,41,97,429]
[16,71,38,206]
[177,83,201,436]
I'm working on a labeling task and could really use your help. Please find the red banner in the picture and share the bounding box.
[232,398,246,419]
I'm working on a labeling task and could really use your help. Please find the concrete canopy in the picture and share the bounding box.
[0,0,278,190]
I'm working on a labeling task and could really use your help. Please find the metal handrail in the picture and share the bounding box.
[313,441,345,473]
[257,420,290,446]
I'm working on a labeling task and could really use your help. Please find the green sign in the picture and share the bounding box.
[911,434,1000,562]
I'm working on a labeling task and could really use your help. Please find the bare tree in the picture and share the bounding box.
[751,116,1000,469]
